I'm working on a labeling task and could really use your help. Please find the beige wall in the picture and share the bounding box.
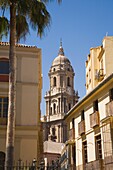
[0,44,42,164]
[86,36,113,94]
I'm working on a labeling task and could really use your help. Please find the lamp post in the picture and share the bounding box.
[32,158,37,170]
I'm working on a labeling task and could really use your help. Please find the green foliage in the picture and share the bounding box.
[16,15,29,42]
[0,16,9,40]
[29,0,51,37]
[0,0,52,41]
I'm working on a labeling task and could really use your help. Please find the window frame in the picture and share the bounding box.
[0,97,8,118]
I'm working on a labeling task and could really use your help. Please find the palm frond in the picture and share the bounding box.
[39,0,62,4]
[29,0,51,37]
[16,15,29,42]
[0,16,9,40]
[16,0,30,16]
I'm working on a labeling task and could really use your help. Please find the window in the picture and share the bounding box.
[53,77,56,87]
[68,103,71,110]
[72,118,74,128]
[93,100,98,112]
[52,127,56,136]
[109,88,113,101]
[95,134,102,160]
[50,107,52,115]
[0,97,8,118]
[82,141,87,164]
[53,103,56,114]
[72,144,76,164]
[0,59,9,74]
[60,76,63,87]
[67,77,70,86]
[81,110,85,121]
[64,98,66,113]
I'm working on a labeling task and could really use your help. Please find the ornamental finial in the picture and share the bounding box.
[58,38,64,55]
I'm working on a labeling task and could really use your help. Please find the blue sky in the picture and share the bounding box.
[3,0,113,115]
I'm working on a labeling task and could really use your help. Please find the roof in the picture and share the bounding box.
[52,42,70,66]
[0,42,37,48]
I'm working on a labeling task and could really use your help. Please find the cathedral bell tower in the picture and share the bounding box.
[44,41,79,143]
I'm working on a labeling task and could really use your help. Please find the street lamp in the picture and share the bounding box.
[32,158,37,170]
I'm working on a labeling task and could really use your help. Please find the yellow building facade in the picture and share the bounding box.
[0,42,42,166]
[61,36,113,170]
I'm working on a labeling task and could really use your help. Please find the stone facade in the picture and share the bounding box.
[43,42,79,164]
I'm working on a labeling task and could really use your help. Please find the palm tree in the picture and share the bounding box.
[0,0,61,169]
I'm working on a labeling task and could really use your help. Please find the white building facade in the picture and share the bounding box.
[61,36,113,170]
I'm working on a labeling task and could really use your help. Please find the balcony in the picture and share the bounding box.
[90,111,99,128]
[69,128,75,140]
[85,159,103,169]
[78,120,85,135]
[106,100,113,117]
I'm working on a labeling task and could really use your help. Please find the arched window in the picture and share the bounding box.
[53,77,56,87]
[53,103,56,114]
[67,77,70,86]
[60,76,63,87]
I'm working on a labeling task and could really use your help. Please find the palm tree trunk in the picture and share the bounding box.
[5,2,16,170]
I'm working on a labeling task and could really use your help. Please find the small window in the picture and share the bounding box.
[67,77,70,86]
[67,68,70,71]
[53,77,56,87]
[81,110,85,121]
[72,118,74,128]
[109,88,113,101]
[68,103,71,110]
[95,134,102,159]
[0,59,9,74]
[50,107,52,115]
[52,127,56,136]
[83,141,87,164]
[72,144,76,164]
[93,100,98,112]
[0,97,8,118]
[53,103,56,114]
[60,76,63,87]
[53,68,56,72]
[64,98,66,113]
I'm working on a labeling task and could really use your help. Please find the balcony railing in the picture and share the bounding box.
[106,100,113,117]
[90,111,99,128]
[69,128,75,140]
[78,120,85,135]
